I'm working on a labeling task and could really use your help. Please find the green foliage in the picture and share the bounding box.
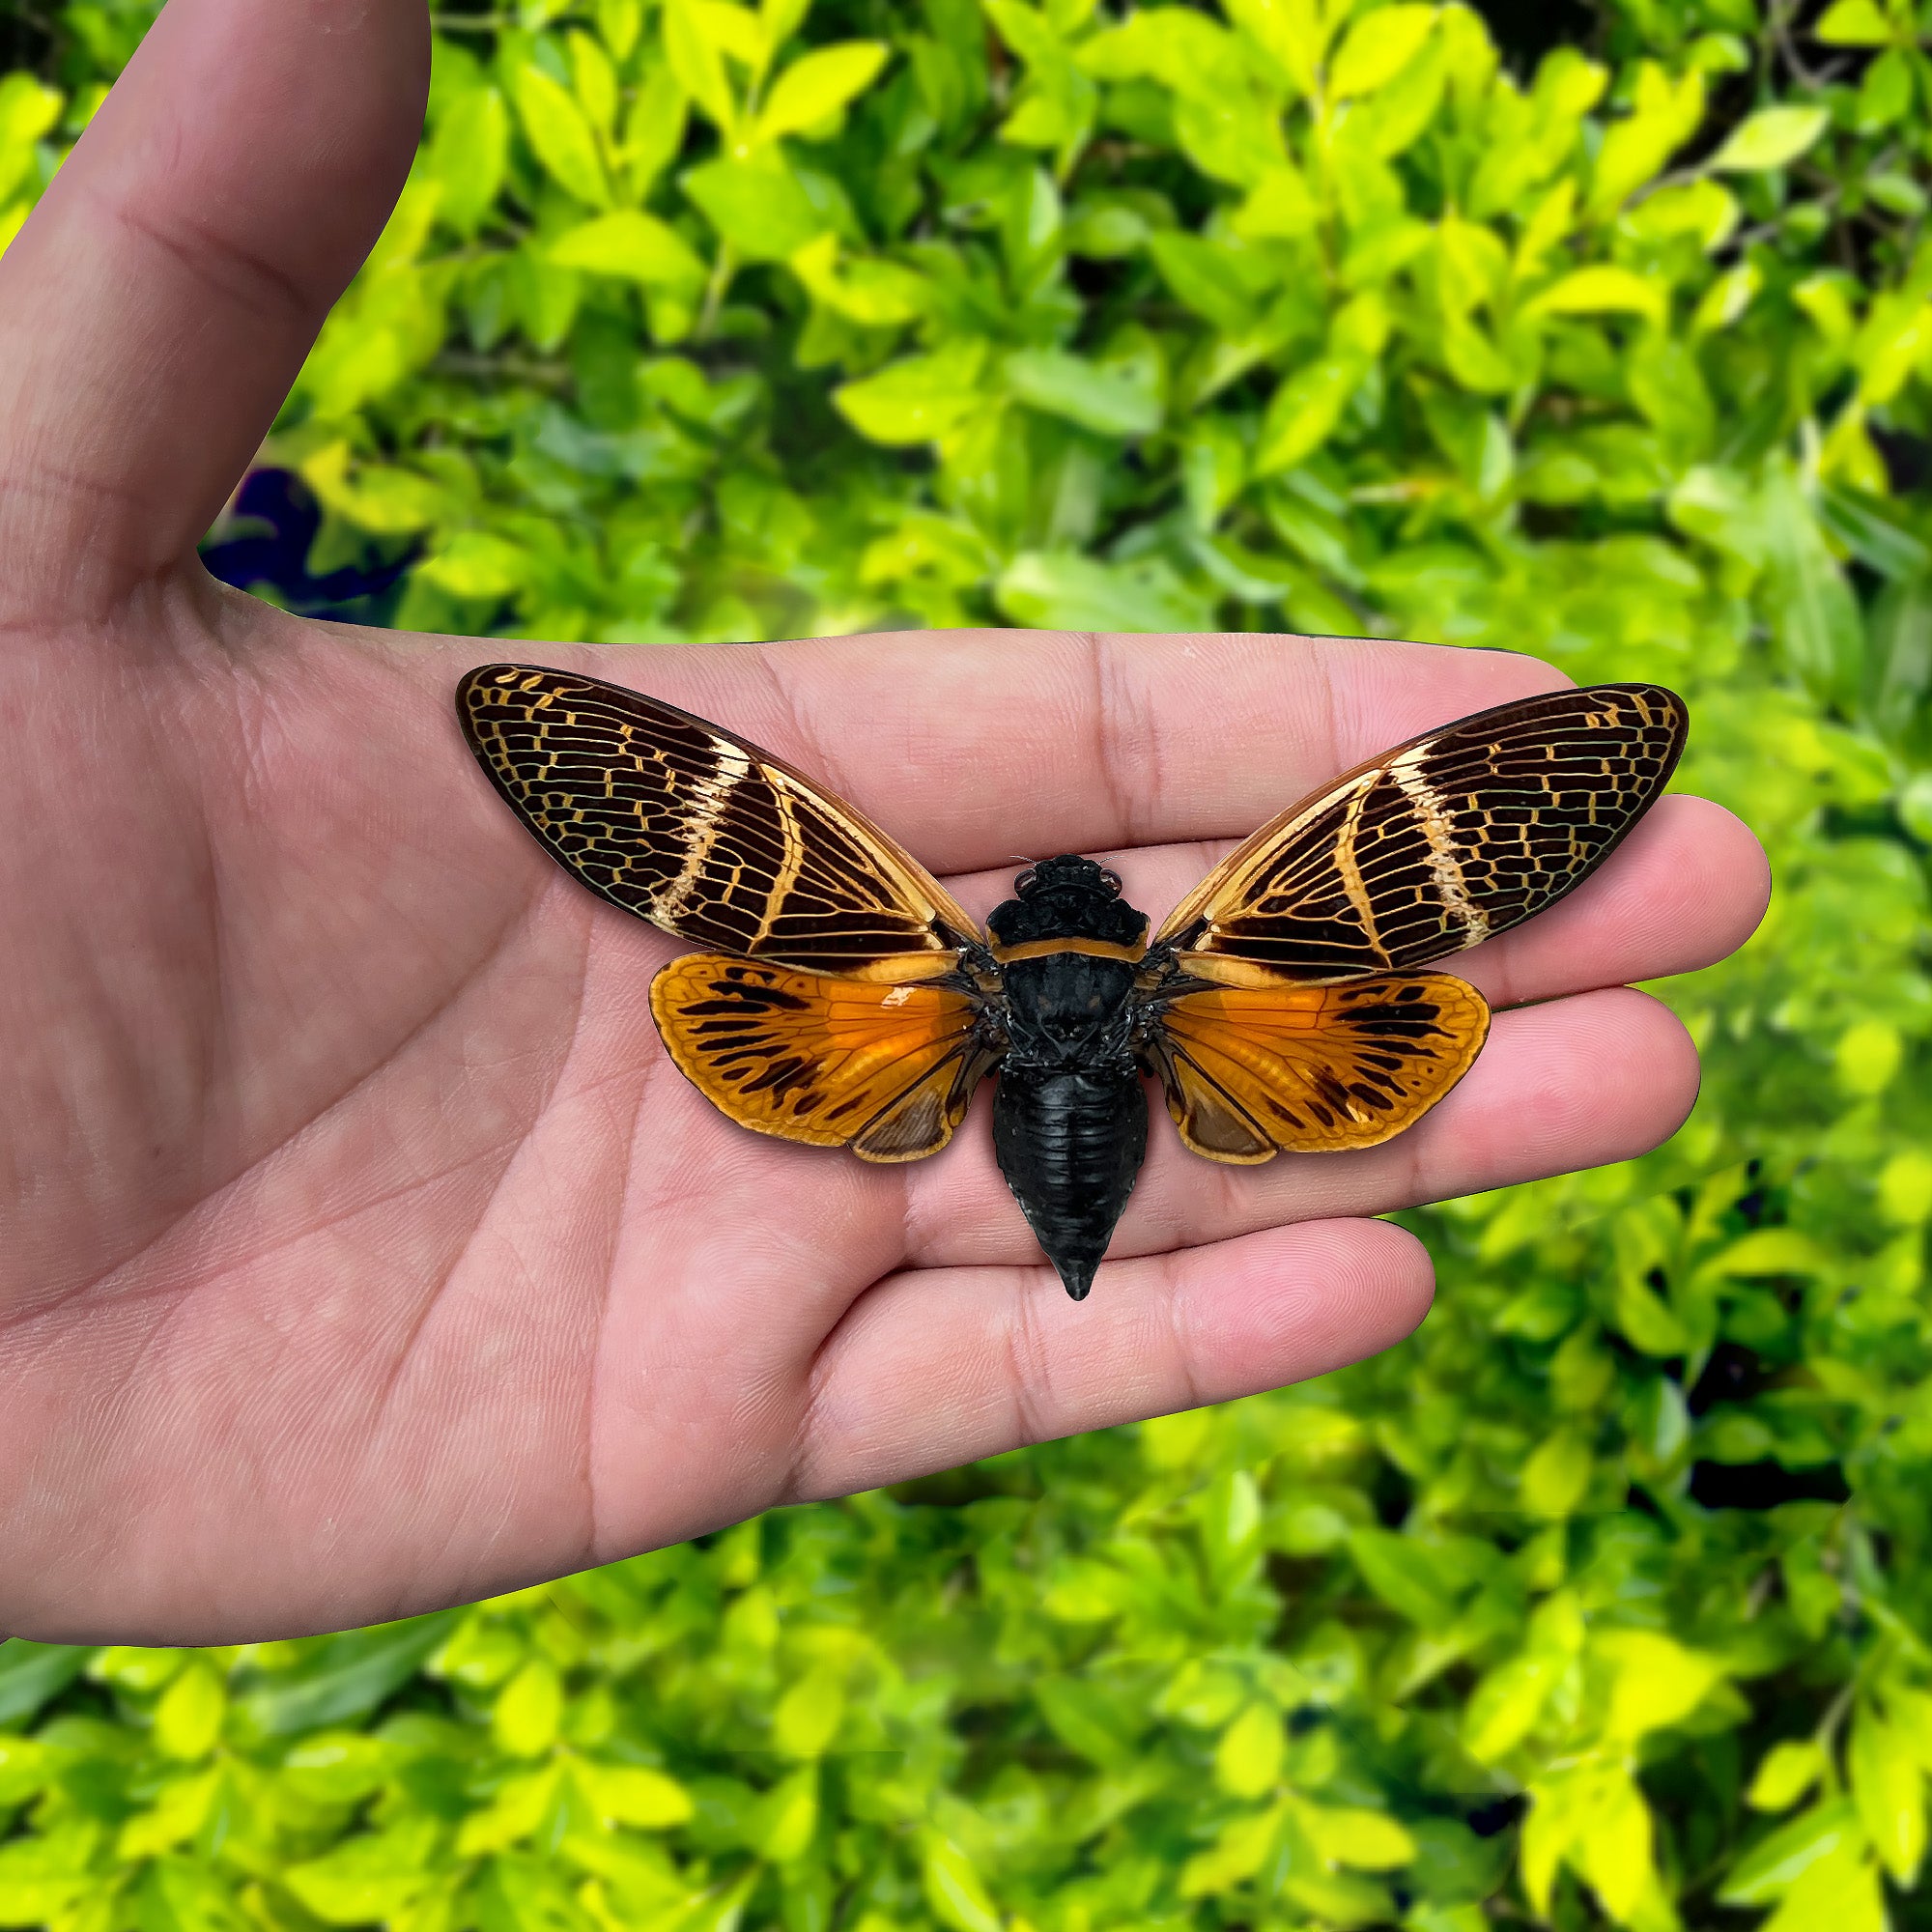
[7,0,1932,1925]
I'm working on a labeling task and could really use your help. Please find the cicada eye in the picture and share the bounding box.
[1098,867,1122,894]
[1014,867,1039,896]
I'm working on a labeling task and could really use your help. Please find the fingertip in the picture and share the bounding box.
[1157,1212,1436,1405]
[1472,987,1702,1176]
[1695,795,1773,947]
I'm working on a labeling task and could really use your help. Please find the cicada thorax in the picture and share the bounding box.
[984,857,1153,1300]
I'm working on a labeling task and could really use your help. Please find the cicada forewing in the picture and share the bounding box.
[458,664,981,984]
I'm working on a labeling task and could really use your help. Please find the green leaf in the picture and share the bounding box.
[280,1733,391,1805]
[1751,1741,1829,1812]
[664,0,738,129]
[0,1736,48,1808]
[575,1760,694,1828]
[283,1817,446,1926]
[1528,264,1667,326]
[1347,1530,1461,1627]
[1463,1652,1556,1761]
[1520,1431,1591,1517]
[0,1641,95,1725]
[233,1613,458,1740]
[755,43,888,142]
[1836,1017,1902,1096]
[1709,105,1829,172]
[1819,484,1932,581]
[1816,0,1894,43]
[135,1856,248,1932]
[552,210,707,289]
[1215,1703,1284,1797]
[996,551,1215,632]
[1598,1631,1721,1740]
[772,1669,846,1756]
[0,1822,101,1928]
[1589,61,1704,214]
[757,1766,818,1862]
[1301,1804,1416,1870]
[835,342,987,443]
[1004,348,1161,437]
[1035,1677,1143,1765]
[599,0,645,57]
[427,85,508,236]
[1327,4,1435,99]
[1849,1703,1925,1884]
[509,61,611,207]
[0,74,61,204]
[1760,467,1864,707]
[683,154,824,259]
[1719,1799,1861,1905]
[1878,1149,1932,1225]
[570,28,620,136]
[1147,231,1261,334]
[1180,1802,1288,1896]
[1578,1772,1655,1922]
[921,1831,1002,1932]
[492,1658,563,1757]
[153,1662,226,1762]
[1254,355,1364,475]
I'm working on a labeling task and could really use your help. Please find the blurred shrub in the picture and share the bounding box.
[5,0,1932,1926]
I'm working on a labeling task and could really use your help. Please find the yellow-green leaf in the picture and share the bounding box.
[1520,1429,1592,1518]
[757,1765,817,1862]
[1599,1631,1721,1741]
[577,1761,695,1828]
[1750,1741,1828,1812]
[551,210,707,289]
[1529,264,1667,326]
[1849,1703,1925,1884]
[1837,1018,1902,1095]
[1578,1771,1655,1921]
[755,42,888,143]
[1464,1653,1556,1762]
[922,1830,1002,1932]
[1710,105,1829,173]
[1255,355,1363,475]
[836,342,987,444]
[1215,1703,1285,1798]
[773,1668,847,1757]
[1300,1803,1416,1870]
[492,1658,563,1757]
[509,63,611,207]
[1327,4,1435,99]
[664,0,738,130]
[153,1661,226,1761]
[1816,0,1893,42]
[427,85,508,237]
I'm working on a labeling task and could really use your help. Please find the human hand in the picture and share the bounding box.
[0,0,1768,1643]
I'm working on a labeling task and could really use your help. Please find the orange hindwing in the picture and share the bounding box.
[649,956,997,1162]
[1144,972,1491,1163]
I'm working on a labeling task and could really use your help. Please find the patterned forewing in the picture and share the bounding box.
[1146,973,1491,1161]
[460,665,980,980]
[1156,685,1687,981]
[650,957,995,1161]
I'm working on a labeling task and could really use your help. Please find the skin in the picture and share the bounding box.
[0,0,1770,1645]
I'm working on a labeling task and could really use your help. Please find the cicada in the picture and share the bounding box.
[458,666,1686,1299]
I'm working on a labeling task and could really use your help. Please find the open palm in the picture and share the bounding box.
[0,0,1767,1644]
